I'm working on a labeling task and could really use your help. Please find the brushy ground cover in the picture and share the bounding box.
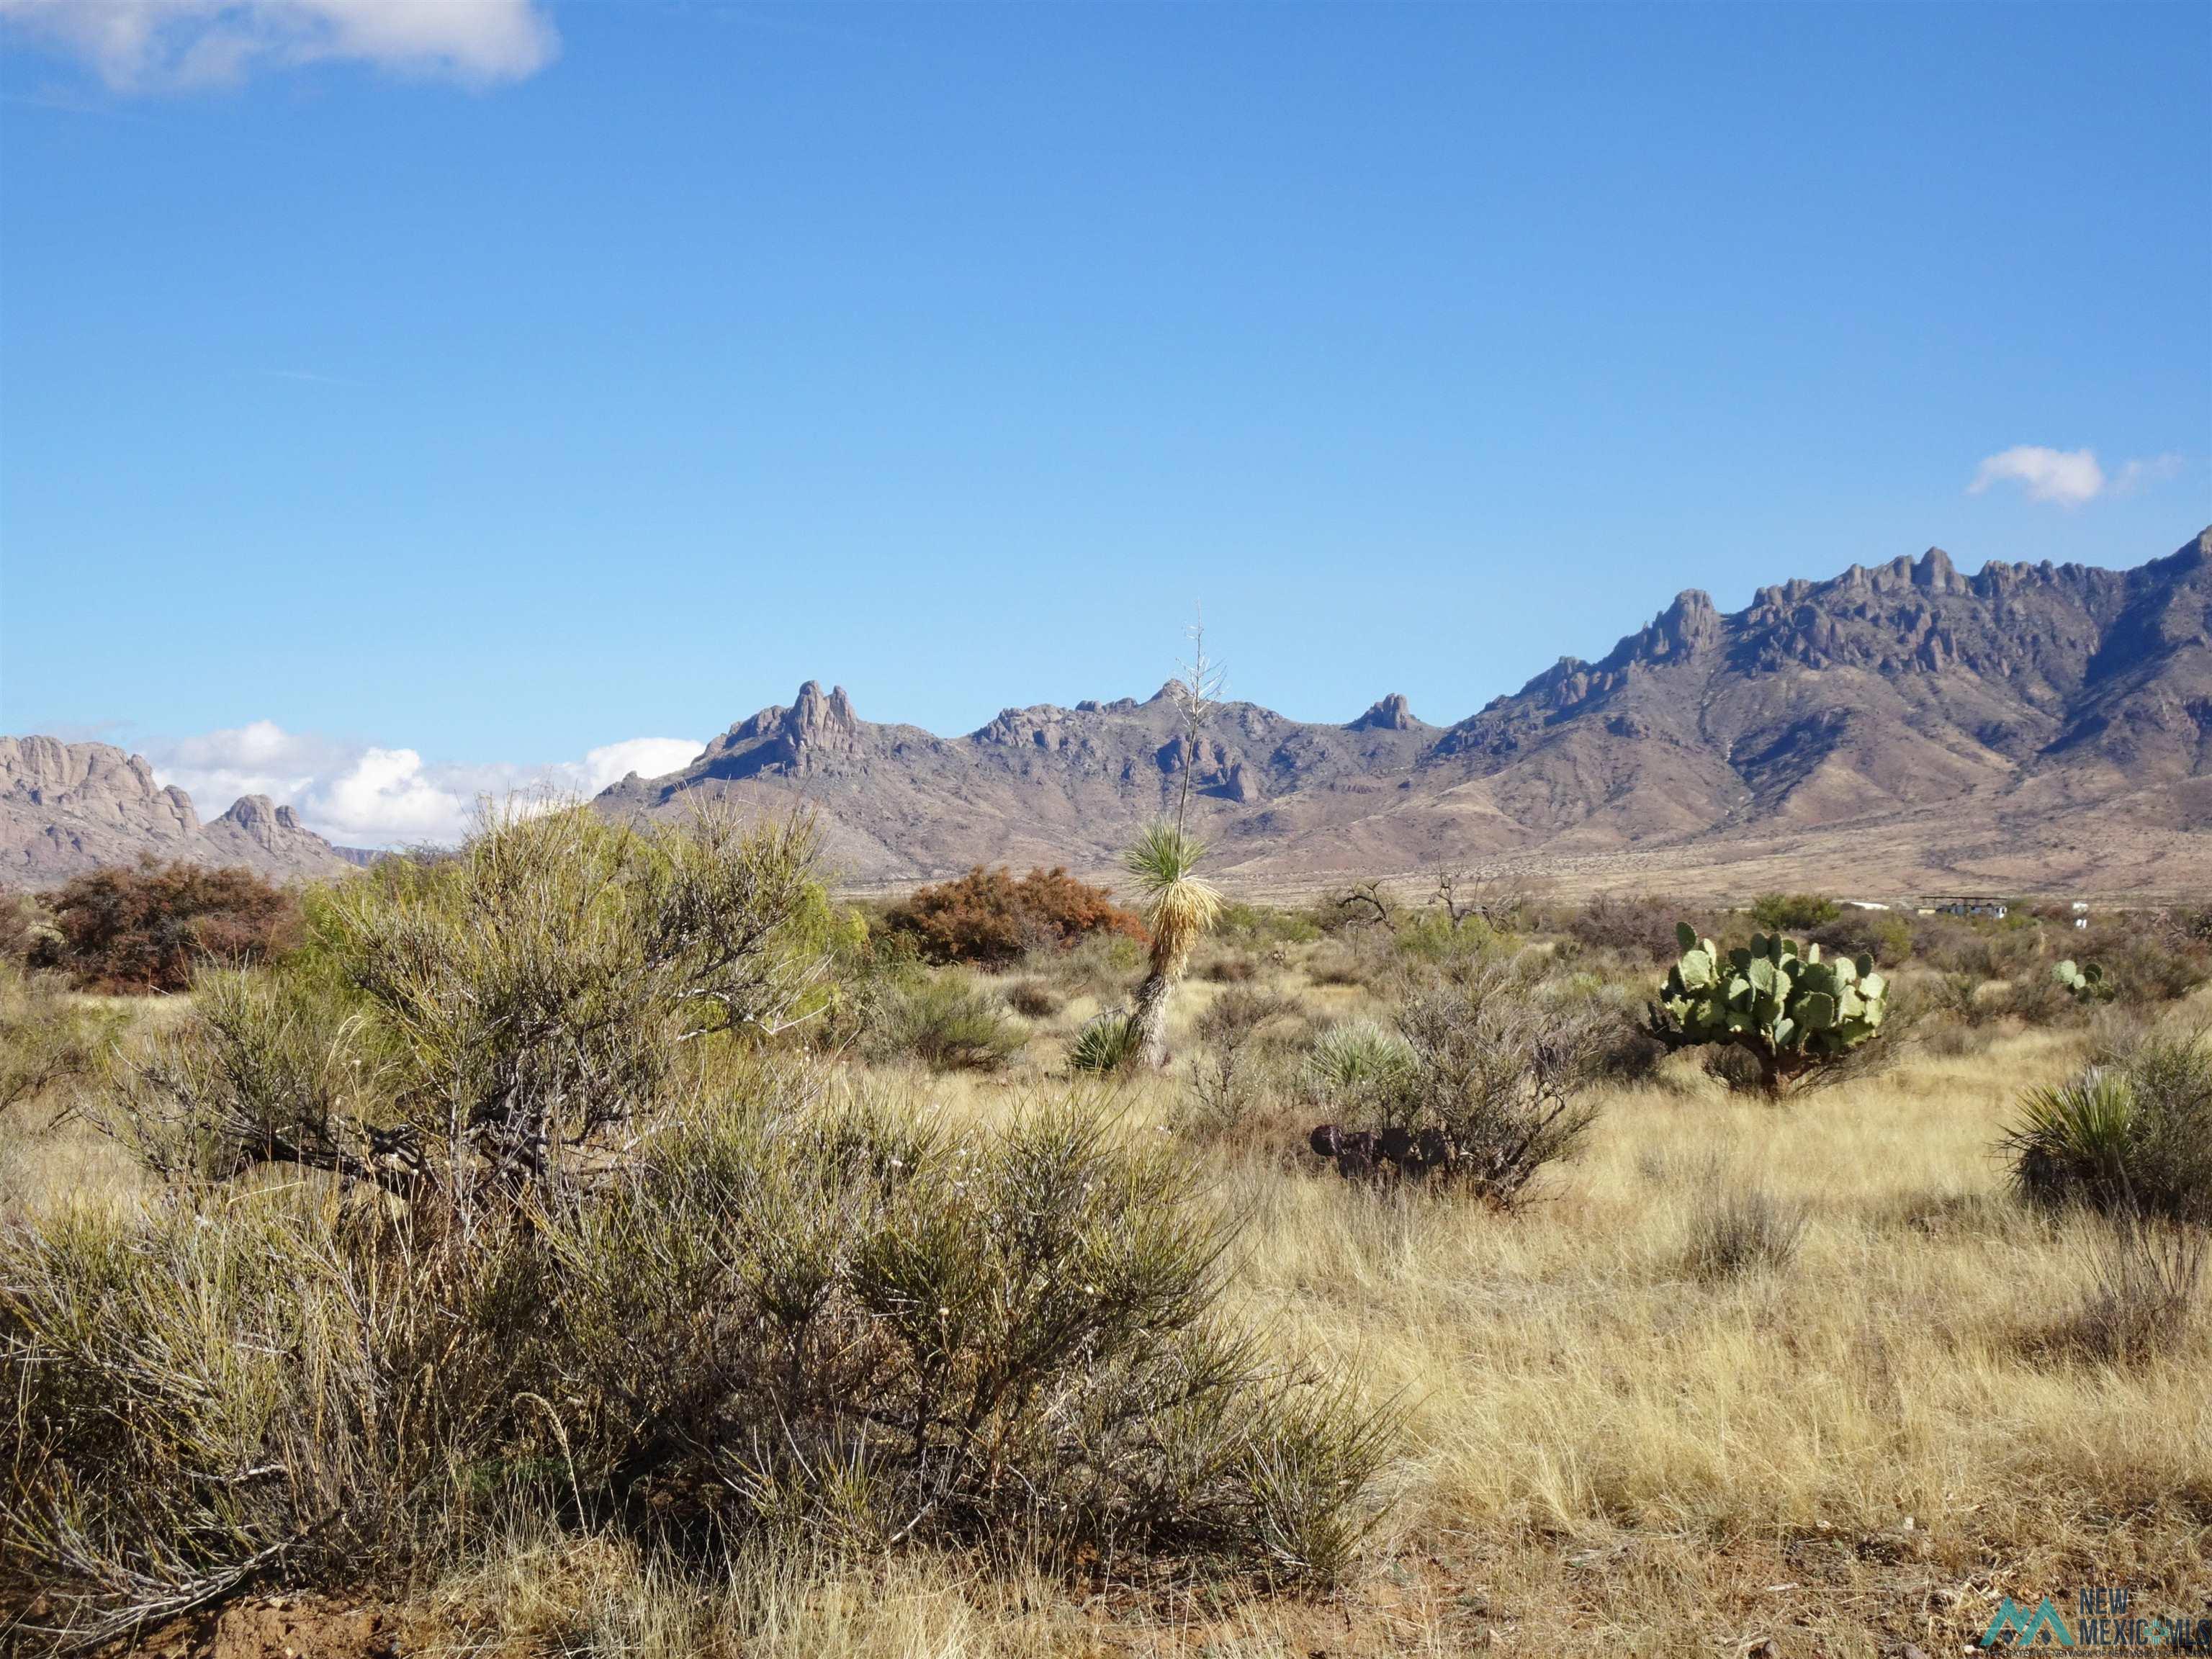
[0,850,2206,1658]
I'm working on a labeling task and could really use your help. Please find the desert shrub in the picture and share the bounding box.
[1997,969,2082,1028]
[1683,1184,1808,1279]
[0,1187,552,1645]
[1068,1008,1141,1073]
[1807,906,1914,964]
[1917,916,2045,981]
[0,887,50,966]
[2002,1033,2212,1224]
[2028,1216,2206,1366]
[1749,892,1839,932]
[863,971,1028,1073]
[1392,908,1494,966]
[1567,892,1696,964]
[1003,979,1064,1019]
[1195,946,1257,982]
[1215,901,1320,950]
[1183,987,1301,1140]
[884,866,1144,969]
[36,858,300,993]
[1308,958,1608,1207]
[107,804,837,1210]
[1322,881,1398,932]
[2,1080,1396,1640]
[547,1094,1392,1580]
[2097,931,2210,1004]
[0,963,122,1118]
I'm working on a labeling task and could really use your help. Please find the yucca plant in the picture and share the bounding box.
[1115,620,1227,1070]
[1069,1007,1142,1072]
[1123,823,1223,1069]
[2002,1067,2140,1213]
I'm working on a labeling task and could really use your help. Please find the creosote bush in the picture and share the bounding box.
[105,804,839,1208]
[549,1092,1392,1579]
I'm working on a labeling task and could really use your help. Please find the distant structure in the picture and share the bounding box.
[1928,896,2010,920]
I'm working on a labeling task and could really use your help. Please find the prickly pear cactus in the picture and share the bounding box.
[1653,922,1890,1092]
[2051,959,2110,1002]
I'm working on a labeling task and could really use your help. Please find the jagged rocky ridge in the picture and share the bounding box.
[1,736,357,887]
[599,529,2212,893]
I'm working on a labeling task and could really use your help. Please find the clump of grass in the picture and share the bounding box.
[864,971,1029,1072]
[1683,1184,1809,1280]
[2028,1217,2207,1367]
[1002,979,1063,1020]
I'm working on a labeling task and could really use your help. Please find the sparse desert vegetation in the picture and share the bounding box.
[1,839,2208,1658]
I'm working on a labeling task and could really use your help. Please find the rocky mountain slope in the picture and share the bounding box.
[1,737,358,887]
[601,528,2212,896]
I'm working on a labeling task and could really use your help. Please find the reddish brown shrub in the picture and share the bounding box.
[39,860,302,993]
[885,866,1145,968]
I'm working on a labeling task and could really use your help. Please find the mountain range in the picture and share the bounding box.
[0,737,361,887]
[10,528,2210,898]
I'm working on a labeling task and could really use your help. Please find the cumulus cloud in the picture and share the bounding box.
[149,724,702,850]
[0,0,557,92]
[1968,445,2106,507]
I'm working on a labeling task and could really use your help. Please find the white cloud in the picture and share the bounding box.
[149,724,701,849]
[554,737,709,798]
[0,0,557,92]
[1968,445,2106,507]
[1967,445,2193,508]
[2114,453,2185,495]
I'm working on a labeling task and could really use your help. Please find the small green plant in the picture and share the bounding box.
[1303,1019,1414,1108]
[2053,958,2112,1002]
[1650,924,1890,1096]
[1069,1007,1141,1072]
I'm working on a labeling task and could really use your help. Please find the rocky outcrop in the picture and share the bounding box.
[1,740,356,888]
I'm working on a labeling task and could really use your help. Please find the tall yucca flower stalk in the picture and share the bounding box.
[1120,621,1224,1069]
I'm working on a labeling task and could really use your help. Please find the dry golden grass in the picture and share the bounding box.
[10,956,2208,1658]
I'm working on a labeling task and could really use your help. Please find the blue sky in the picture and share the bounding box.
[1,1,2206,844]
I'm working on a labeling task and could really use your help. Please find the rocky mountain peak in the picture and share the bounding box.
[1349,693,1421,731]
[788,680,860,747]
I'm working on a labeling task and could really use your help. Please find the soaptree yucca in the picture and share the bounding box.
[1118,623,1225,1069]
